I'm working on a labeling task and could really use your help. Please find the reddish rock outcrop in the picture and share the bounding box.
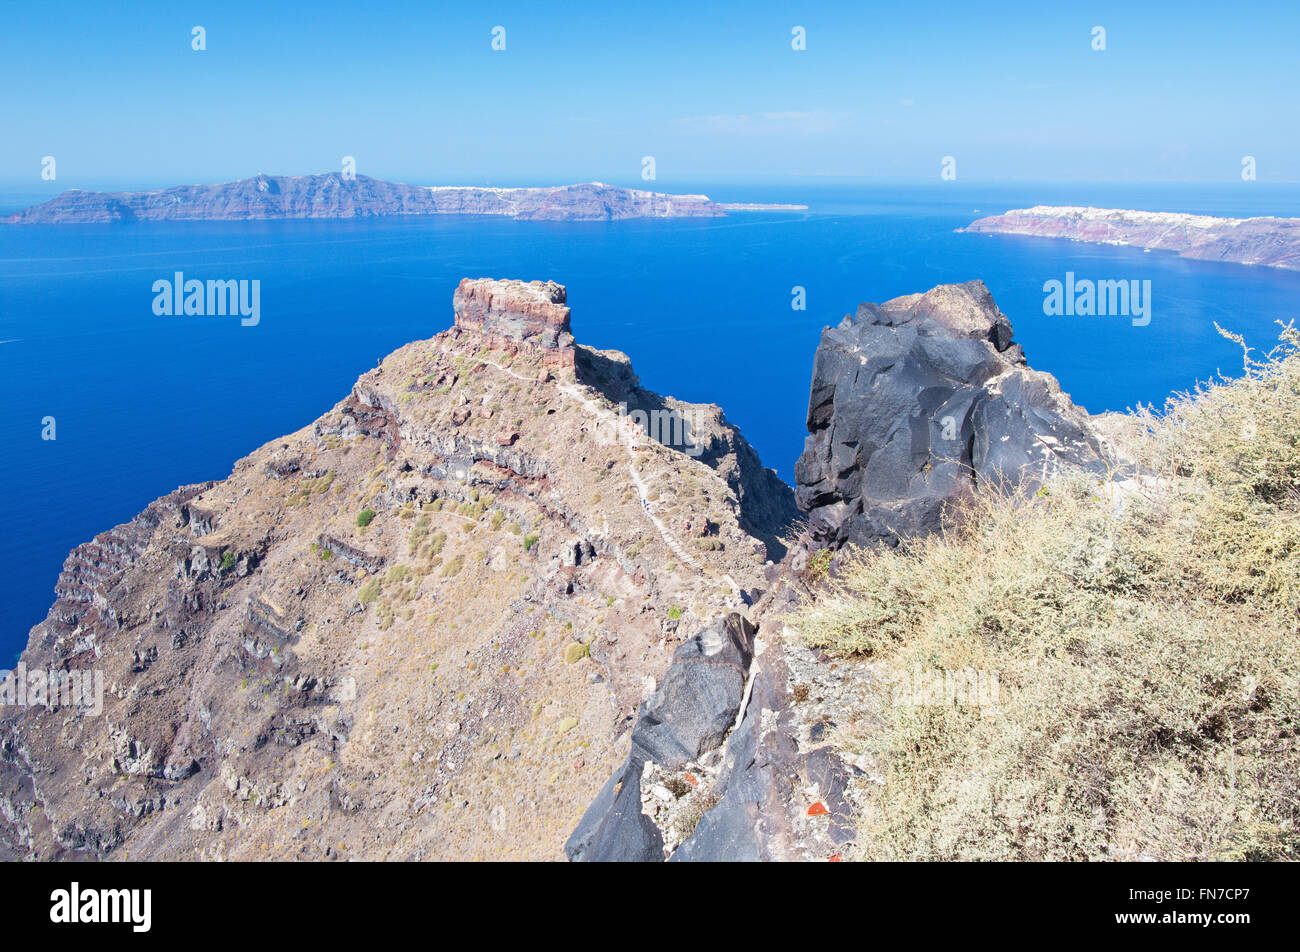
[452,278,576,368]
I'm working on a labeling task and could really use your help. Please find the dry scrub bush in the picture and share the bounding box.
[789,324,1300,861]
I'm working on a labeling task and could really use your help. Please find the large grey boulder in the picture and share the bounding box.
[795,280,1106,548]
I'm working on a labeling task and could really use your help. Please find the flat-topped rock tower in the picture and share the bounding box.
[451,277,576,368]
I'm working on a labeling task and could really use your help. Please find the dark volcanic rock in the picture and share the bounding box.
[631,613,755,769]
[569,572,858,864]
[795,280,1105,549]
[565,613,755,862]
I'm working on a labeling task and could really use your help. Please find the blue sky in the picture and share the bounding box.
[2,0,1297,188]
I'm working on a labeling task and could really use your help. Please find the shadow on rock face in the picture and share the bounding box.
[575,347,797,562]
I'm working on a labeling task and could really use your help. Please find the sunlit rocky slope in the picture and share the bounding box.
[0,278,795,860]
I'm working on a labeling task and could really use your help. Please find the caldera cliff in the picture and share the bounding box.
[963,205,1300,271]
[3,173,803,225]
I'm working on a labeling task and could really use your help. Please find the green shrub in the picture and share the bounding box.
[356,508,376,528]
[357,580,382,605]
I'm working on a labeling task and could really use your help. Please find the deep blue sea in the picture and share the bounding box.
[4,182,1300,662]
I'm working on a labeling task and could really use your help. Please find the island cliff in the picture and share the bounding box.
[962,205,1300,271]
[3,173,803,225]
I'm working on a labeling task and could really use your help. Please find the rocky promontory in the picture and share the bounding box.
[962,205,1300,271]
[0,278,797,861]
[2,173,801,224]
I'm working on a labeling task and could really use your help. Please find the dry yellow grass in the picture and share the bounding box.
[790,324,1300,861]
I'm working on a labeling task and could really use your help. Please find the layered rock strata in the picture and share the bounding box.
[450,278,575,368]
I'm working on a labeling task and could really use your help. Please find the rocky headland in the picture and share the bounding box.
[962,205,1300,271]
[0,278,796,860]
[2,173,803,224]
[1,277,1120,862]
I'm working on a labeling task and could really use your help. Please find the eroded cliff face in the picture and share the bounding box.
[794,280,1106,549]
[962,205,1300,271]
[0,279,796,861]
[2,174,728,224]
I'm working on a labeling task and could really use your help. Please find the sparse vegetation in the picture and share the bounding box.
[789,325,1300,861]
[356,508,376,528]
[803,548,833,584]
[288,471,335,507]
[523,533,540,552]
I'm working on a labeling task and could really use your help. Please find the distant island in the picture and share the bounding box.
[2,173,807,224]
[961,205,1300,271]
